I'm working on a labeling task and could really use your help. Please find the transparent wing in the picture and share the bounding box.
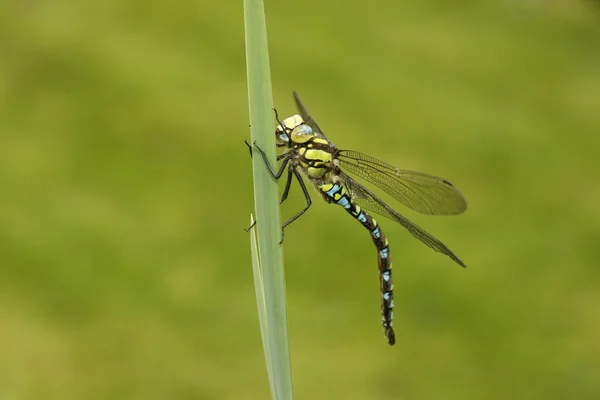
[293,91,329,140]
[341,172,466,267]
[338,150,467,215]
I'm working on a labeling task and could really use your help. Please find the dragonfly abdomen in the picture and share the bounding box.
[319,182,396,345]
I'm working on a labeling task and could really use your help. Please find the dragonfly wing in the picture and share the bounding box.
[341,172,466,268]
[338,150,467,215]
[293,91,329,140]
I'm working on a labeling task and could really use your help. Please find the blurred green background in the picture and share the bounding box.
[1,1,599,399]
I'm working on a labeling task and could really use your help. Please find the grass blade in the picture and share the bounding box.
[249,214,275,395]
[244,0,293,398]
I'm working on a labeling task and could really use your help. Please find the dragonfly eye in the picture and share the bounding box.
[277,132,290,143]
[290,123,314,143]
[294,124,313,136]
[275,124,291,143]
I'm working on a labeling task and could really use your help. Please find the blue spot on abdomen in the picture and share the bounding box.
[357,212,367,222]
[337,196,350,208]
[380,247,389,259]
[326,184,340,197]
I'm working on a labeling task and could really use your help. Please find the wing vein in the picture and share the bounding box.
[338,150,467,215]
[340,172,466,268]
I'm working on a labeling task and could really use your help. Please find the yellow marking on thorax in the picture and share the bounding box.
[312,138,329,145]
[308,167,326,178]
[304,149,332,163]
[303,149,332,179]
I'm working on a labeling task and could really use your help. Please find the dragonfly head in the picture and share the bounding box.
[275,114,314,145]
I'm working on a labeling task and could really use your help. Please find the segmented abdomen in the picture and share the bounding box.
[319,182,395,345]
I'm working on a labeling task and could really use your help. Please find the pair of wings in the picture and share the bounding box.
[292,91,467,267]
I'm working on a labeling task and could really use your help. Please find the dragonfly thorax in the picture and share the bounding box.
[274,114,336,180]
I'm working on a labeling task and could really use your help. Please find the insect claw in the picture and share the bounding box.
[244,220,257,232]
[244,140,253,158]
[279,229,285,245]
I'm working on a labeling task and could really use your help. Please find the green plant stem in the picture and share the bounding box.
[244,0,293,398]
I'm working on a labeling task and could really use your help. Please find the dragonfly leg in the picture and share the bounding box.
[245,140,287,160]
[244,139,253,158]
[244,170,290,232]
[280,168,293,204]
[245,141,290,203]
[248,140,310,244]
[245,168,292,232]
[245,143,292,233]
[244,220,256,232]
[273,108,285,130]
[253,142,289,179]
[279,169,312,245]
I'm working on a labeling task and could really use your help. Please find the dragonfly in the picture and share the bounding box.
[248,91,467,345]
